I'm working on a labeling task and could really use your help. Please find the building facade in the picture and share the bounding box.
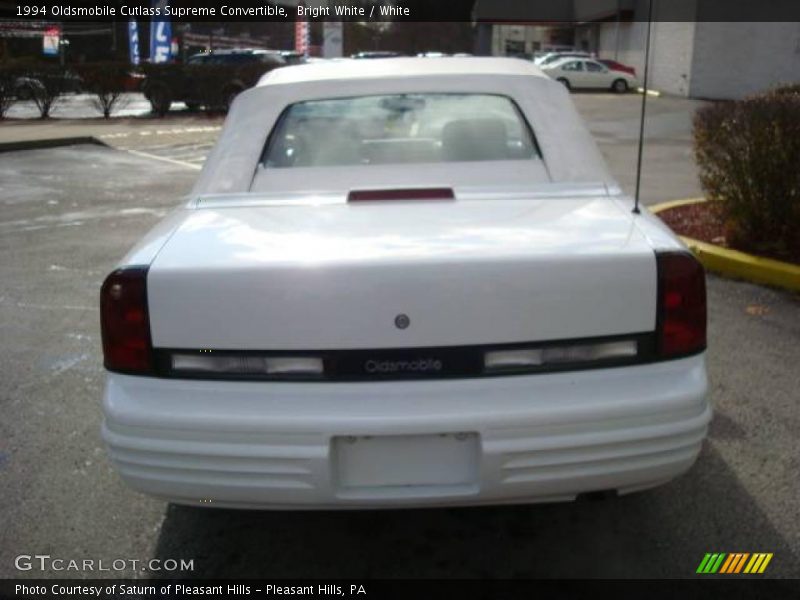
[474,0,800,99]
[580,19,800,99]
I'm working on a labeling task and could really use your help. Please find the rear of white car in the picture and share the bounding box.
[100,58,709,509]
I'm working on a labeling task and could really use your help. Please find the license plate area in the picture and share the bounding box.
[332,433,480,498]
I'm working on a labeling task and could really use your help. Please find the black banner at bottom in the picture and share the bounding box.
[2,579,799,600]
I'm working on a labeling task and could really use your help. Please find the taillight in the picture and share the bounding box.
[100,266,153,374]
[656,252,707,357]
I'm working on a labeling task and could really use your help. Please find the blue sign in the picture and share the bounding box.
[149,0,172,63]
[128,20,140,65]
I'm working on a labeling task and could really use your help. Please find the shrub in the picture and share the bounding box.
[76,62,130,118]
[693,85,800,261]
[24,63,72,118]
[772,83,800,96]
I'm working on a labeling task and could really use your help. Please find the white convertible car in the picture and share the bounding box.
[101,58,709,509]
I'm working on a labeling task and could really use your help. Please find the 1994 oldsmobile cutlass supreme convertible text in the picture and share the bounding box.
[100,58,710,509]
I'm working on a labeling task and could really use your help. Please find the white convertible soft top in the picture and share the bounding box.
[192,57,616,196]
[257,56,553,86]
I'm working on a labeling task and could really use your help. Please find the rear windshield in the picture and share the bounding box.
[261,93,541,168]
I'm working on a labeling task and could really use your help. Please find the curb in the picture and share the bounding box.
[0,136,106,153]
[651,198,800,292]
[649,196,705,212]
[636,87,661,97]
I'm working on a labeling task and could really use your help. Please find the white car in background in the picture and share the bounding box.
[533,51,591,67]
[101,58,709,509]
[542,57,638,93]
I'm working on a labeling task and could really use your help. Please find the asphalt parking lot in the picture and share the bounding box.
[0,94,798,579]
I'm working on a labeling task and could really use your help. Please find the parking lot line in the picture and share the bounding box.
[123,148,202,170]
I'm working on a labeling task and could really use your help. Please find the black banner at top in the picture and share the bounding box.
[2,0,800,23]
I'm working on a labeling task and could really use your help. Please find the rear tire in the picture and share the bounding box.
[612,78,628,93]
[222,86,243,112]
[556,77,571,91]
[148,84,172,116]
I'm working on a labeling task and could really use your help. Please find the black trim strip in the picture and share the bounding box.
[150,333,668,382]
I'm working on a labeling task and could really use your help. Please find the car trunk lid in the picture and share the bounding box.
[147,192,656,350]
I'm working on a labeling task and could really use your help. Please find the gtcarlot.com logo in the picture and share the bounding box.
[696,552,773,574]
[14,554,194,572]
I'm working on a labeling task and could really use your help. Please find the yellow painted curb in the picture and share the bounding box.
[649,197,705,213]
[636,87,661,97]
[650,198,800,292]
[681,238,800,292]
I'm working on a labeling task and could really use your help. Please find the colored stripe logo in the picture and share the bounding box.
[696,553,773,574]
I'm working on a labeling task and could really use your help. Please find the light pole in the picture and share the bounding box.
[58,38,70,66]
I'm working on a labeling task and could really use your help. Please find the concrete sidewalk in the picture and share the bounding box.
[0,114,224,151]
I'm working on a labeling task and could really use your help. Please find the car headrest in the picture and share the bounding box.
[441,118,508,162]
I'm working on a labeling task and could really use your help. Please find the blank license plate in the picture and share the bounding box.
[333,433,479,490]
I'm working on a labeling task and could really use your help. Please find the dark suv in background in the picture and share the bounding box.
[142,48,288,114]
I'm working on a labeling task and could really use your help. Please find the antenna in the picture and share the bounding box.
[633,0,654,215]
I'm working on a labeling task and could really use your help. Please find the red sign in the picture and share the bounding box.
[294,8,309,55]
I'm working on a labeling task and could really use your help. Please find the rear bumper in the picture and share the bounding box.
[102,355,710,509]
